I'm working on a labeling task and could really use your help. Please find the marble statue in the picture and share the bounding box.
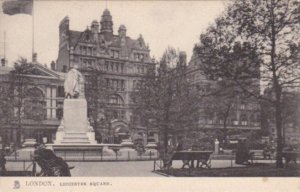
[64,65,85,98]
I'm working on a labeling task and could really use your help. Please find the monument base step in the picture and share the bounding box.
[55,131,96,145]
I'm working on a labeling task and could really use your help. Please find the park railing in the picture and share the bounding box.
[4,150,159,162]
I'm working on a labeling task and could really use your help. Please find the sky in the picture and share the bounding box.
[0,1,227,67]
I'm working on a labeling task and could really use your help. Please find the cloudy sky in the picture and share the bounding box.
[0,1,227,67]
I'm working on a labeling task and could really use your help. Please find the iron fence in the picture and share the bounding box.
[4,150,159,162]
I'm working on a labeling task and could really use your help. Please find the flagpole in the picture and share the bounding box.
[32,0,35,63]
[4,31,6,61]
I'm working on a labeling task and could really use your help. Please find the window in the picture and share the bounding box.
[111,50,119,59]
[120,63,124,73]
[240,114,248,126]
[232,119,239,125]
[121,81,125,91]
[108,94,124,106]
[140,54,144,62]
[116,63,119,72]
[240,103,246,110]
[111,63,114,71]
[105,61,109,71]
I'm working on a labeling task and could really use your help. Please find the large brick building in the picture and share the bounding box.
[55,9,156,143]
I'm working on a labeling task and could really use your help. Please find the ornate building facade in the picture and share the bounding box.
[56,9,155,143]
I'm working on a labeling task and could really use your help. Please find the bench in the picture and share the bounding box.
[170,151,213,169]
[249,150,265,163]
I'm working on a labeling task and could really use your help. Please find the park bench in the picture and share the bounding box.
[170,151,213,169]
[249,150,266,163]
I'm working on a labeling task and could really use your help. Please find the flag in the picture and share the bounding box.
[2,0,33,15]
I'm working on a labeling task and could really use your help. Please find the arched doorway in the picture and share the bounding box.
[111,120,130,144]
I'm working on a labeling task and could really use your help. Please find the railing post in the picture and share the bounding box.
[101,150,103,161]
[150,151,152,160]
[116,151,118,160]
[23,160,25,171]
[32,160,36,176]
[14,150,17,160]
[153,159,156,171]
[64,151,67,161]
[128,151,130,161]
[83,151,85,161]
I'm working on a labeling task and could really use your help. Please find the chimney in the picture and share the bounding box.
[32,53,37,63]
[1,58,5,67]
[50,61,56,71]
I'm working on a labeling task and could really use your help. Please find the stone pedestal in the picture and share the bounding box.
[54,99,97,145]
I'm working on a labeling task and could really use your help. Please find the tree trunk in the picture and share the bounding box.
[223,118,228,146]
[270,0,283,168]
[275,101,284,168]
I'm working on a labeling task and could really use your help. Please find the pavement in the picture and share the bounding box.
[4,159,276,177]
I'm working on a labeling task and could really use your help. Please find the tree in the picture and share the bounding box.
[202,80,238,145]
[83,68,108,143]
[9,58,35,147]
[194,0,300,167]
[0,81,14,146]
[131,47,200,154]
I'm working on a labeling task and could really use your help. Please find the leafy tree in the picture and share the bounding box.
[9,58,35,146]
[83,68,108,143]
[194,0,300,167]
[202,80,239,145]
[0,81,14,146]
[131,47,200,154]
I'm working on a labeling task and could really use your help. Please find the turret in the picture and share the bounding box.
[118,25,126,38]
[100,9,113,41]
[59,16,69,48]
[91,20,99,34]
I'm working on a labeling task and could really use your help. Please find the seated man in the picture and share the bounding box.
[33,144,73,176]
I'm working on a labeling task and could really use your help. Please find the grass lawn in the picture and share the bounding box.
[157,163,300,177]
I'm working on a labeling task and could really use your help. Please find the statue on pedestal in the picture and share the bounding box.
[64,65,85,99]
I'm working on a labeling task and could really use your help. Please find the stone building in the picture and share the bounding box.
[56,9,155,143]
[0,59,65,146]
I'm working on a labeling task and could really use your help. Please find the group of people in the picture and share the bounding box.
[0,144,73,176]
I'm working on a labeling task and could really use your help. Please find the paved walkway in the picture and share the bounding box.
[4,159,274,177]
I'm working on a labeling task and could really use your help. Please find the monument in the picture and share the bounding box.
[54,65,97,145]
[48,65,120,157]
